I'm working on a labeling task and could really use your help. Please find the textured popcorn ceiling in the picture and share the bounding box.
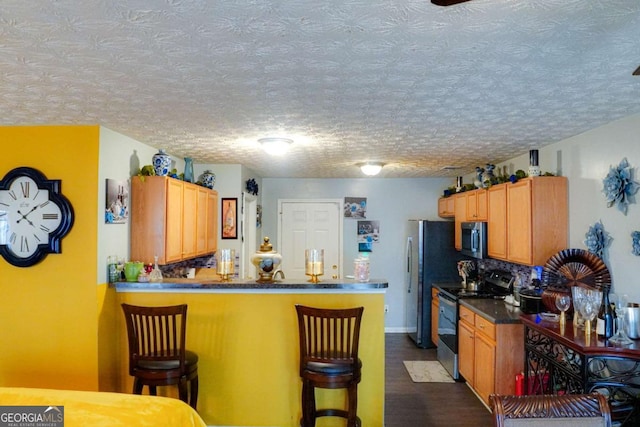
[1,0,640,178]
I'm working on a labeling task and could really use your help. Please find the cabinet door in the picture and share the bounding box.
[438,197,455,218]
[454,195,466,250]
[195,187,209,255]
[165,179,184,263]
[206,191,218,253]
[431,288,439,346]
[466,191,478,220]
[474,332,496,406]
[487,184,507,260]
[458,320,475,386]
[181,183,198,259]
[476,190,487,220]
[507,180,533,265]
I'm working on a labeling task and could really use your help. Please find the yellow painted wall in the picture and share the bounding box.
[117,291,385,427]
[0,126,101,390]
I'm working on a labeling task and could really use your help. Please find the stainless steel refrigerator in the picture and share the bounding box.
[405,220,463,348]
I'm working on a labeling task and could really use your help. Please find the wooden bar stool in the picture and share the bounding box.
[121,303,199,409]
[295,305,364,427]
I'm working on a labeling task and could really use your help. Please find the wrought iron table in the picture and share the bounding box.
[522,315,640,426]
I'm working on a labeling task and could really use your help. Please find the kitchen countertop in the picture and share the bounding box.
[459,299,523,324]
[113,278,388,293]
[433,282,464,290]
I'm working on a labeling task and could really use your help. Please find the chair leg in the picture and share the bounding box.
[132,378,144,395]
[148,385,157,396]
[301,381,316,427]
[178,379,188,404]
[189,376,199,410]
[347,383,359,427]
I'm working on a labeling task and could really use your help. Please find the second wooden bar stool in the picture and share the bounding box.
[295,304,364,427]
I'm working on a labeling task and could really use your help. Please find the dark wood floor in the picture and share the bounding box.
[385,333,494,427]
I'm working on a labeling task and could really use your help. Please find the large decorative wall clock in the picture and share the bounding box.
[0,167,74,267]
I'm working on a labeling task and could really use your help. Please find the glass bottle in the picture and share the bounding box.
[597,289,614,339]
[149,255,163,282]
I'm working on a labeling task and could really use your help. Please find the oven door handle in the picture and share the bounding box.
[438,292,457,307]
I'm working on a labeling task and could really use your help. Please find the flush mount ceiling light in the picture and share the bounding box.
[258,137,293,155]
[359,162,384,176]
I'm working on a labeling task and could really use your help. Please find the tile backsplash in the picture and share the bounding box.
[477,258,536,288]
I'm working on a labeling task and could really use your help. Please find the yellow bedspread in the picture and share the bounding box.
[0,387,207,427]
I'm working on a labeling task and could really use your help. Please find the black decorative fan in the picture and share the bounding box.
[541,248,611,292]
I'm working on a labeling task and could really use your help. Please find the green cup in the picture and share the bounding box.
[124,261,144,282]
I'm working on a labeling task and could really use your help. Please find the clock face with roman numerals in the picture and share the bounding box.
[0,167,74,267]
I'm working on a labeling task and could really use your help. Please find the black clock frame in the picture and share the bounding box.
[0,166,74,267]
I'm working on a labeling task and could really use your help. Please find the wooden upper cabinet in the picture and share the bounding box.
[205,190,218,254]
[466,189,487,221]
[454,194,466,250]
[438,197,455,218]
[131,176,219,265]
[165,178,184,263]
[487,185,507,260]
[195,187,208,255]
[506,177,567,266]
[182,183,198,259]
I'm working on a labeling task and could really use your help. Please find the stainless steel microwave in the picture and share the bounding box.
[460,221,487,259]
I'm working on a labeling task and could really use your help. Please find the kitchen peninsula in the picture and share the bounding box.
[113,279,387,427]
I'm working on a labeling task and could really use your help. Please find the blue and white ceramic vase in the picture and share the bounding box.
[199,170,216,189]
[152,149,171,176]
[183,157,194,183]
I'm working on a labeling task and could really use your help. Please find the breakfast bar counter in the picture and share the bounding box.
[114,278,389,292]
[113,279,387,427]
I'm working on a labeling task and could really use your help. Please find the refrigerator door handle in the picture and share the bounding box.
[406,237,413,293]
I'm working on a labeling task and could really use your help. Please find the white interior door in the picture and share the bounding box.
[241,194,258,279]
[278,199,342,280]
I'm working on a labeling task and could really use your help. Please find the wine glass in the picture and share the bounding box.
[555,294,571,326]
[579,289,602,339]
[572,286,586,329]
[609,293,633,345]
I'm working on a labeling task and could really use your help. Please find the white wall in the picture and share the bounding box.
[97,128,183,283]
[481,113,640,302]
[261,177,454,330]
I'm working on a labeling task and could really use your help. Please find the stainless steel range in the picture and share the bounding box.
[436,270,514,380]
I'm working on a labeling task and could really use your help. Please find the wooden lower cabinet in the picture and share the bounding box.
[473,332,496,404]
[458,305,524,406]
[458,318,475,387]
[431,288,439,346]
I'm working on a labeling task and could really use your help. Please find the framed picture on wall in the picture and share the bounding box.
[105,179,129,224]
[222,198,238,239]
